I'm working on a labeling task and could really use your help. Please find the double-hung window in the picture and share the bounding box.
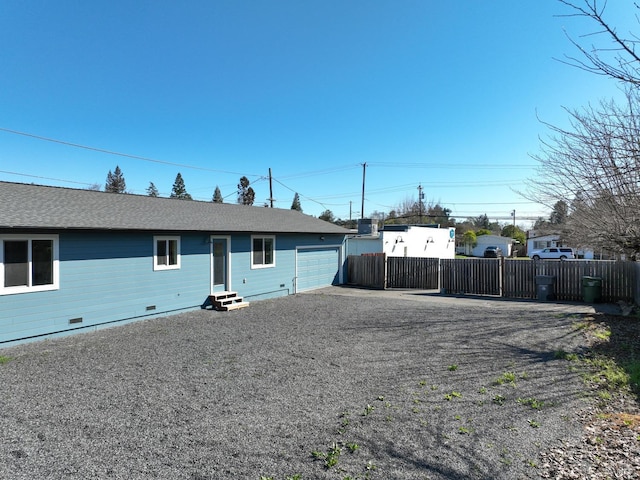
[154,236,180,271]
[251,235,275,268]
[1,235,59,295]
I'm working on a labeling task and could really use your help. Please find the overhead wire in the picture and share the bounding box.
[271,177,337,210]
[1,126,545,217]
[0,170,96,187]
[277,164,361,180]
[368,161,537,170]
[0,127,262,177]
[310,180,528,201]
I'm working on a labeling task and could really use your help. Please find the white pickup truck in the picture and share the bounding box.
[529,247,575,260]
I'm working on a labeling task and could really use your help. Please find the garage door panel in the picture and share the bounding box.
[297,248,340,292]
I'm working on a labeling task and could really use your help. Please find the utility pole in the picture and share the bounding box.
[268,168,274,208]
[418,184,424,223]
[360,162,366,219]
[349,201,352,222]
[511,209,516,228]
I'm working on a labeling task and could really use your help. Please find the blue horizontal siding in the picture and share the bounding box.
[230,234,295,300]
[0,231,345,345]
[229,234,344,300]
[0,232,210,344]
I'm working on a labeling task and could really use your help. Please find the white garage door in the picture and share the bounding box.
[296,247,340,293]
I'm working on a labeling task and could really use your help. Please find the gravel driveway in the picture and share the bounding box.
[0,287,600,479]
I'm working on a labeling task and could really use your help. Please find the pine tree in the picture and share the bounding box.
[212,185,223,203]
[549,201,568,225]
[237,176,255,205]
[170,173,192,200]
[105,165,126,193]
[290,192,302,212]
[146,182,159,197]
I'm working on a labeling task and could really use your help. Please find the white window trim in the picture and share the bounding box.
[0,234,60,295]
[251,235,276,269]
[153,236,181,271]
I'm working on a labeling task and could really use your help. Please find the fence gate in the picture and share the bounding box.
[440,258,502,296]
[347,254,386,289]
[387,257,439,289]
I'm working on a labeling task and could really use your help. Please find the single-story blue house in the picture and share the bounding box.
[0,181,348,346]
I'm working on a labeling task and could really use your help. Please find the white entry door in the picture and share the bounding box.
[211,237,229,293]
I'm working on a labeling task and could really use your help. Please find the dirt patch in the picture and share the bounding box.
[538,311,640,479]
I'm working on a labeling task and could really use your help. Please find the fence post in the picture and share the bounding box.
[383,253,388,289]
[499,256,505,297]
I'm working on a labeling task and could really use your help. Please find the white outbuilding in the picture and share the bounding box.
[346,223,456,259]
[381,225,456,259]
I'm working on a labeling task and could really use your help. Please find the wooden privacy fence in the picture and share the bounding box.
[347,255,637,303]
[347,253,386,289]
[387,257,440,289]
[441,258,502,296]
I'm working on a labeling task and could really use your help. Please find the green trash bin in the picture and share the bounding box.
[582,276,602,303]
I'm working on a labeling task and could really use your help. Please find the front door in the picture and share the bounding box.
[211,237,229,293]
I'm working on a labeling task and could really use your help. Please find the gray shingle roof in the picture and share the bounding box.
[0,181,349,235]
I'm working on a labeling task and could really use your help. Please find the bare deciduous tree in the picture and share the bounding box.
[557,0,640,86]
[527,89,640,256]
[384,196,455,226]
[526,2,640,257]
[319,209,335,222]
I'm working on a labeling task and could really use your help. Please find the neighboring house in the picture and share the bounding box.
[470,234,515,257]
[0,181,348,346]
[527,232,564,252]
[347,224,456,259]
[526,231,594,259]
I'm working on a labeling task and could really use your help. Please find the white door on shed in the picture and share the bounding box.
[296,247,340,293]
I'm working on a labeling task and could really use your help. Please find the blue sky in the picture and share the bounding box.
[0,1,632,227]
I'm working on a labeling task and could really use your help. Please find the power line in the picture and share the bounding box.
[448,201,537,206]
[2,126,541,193]
[271,177,331,209]
[1,126,545,215]
[310,180,528,201]
[277,164,361,180]
[368,161,537,170]
[221,176,268,201]
[0,170,96,187]
[0,127,261,177]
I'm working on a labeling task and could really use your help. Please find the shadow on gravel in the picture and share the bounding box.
[375,438,497,480]
[330,296,591,478]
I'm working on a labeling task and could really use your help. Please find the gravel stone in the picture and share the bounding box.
[0,287,635,479]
